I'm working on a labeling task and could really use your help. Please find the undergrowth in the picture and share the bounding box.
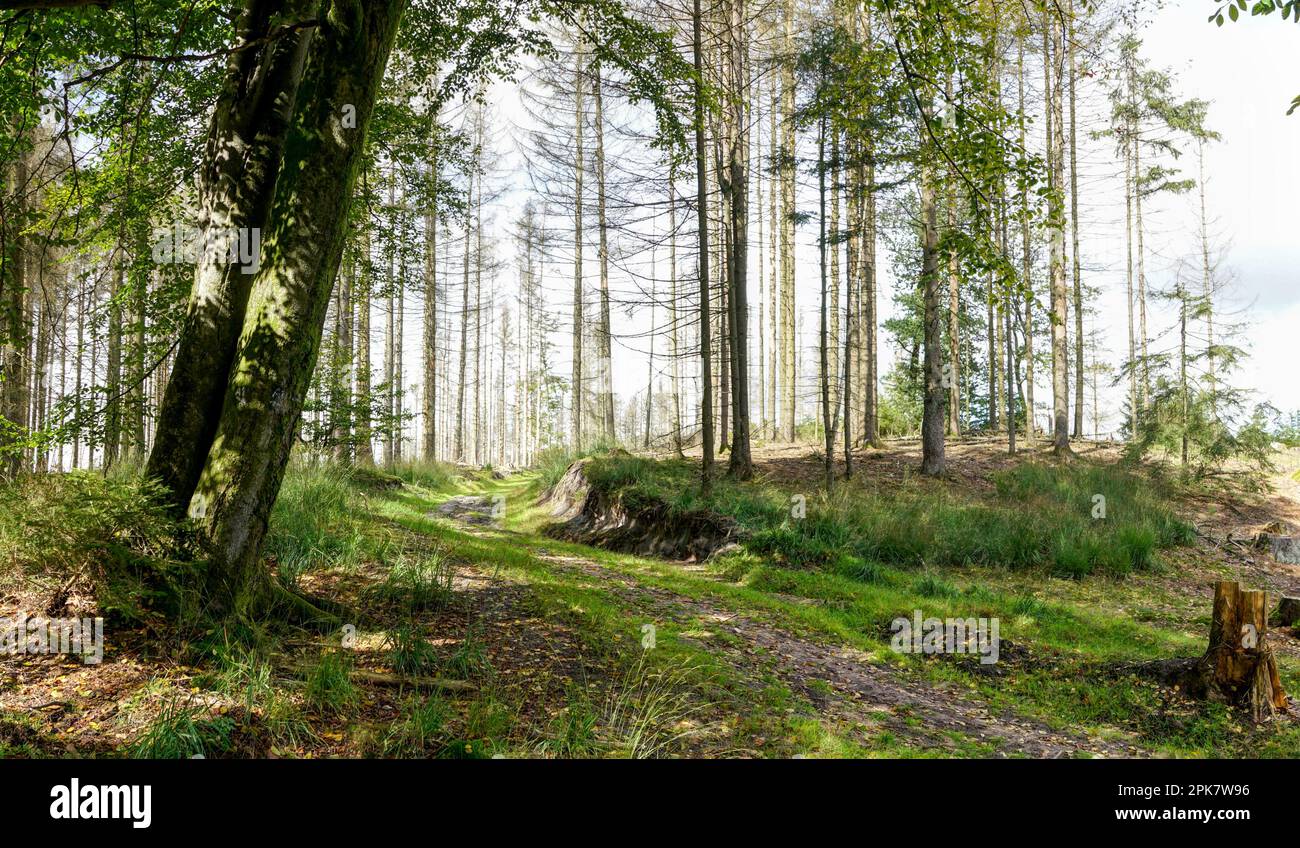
[578,454,1193,578]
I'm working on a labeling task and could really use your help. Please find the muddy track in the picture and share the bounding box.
[435,495,1148,759]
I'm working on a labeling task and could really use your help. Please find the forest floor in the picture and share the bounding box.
[3,438,1300,758]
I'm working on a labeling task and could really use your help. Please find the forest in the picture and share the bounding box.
[1,0,1299,766]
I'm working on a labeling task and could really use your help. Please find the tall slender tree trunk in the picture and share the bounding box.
[455,163,472,462]
[593,62,615,443]
[1045,6,1072,457]
[725,0,751,479]
[473,159,483,465]
[1,153,30,478]
[1197,139,1218,420]
[767,78,778,441]
[331,247,354,462]
[756,149,766,442]
[128,238,148,459]
[72,268,86,469]
[571,44,585,453]
[1017,35,1035,447]
[356,206,375,467]
[828,129,840,426]
[779,0,796,442]
[1132,67,1150,413]
[863,157,879,446]
[842,194,854,478]
[1068,0,1084,438]
[384,175,397,468]
[645,267,655,449]
[692,0,713,493]
[1179,284,1189,467]
[668,172,684,456]
[920,156,945,477]
[423,145,438,461]
[818,117,832,489]
[105,264,122,468]
[945,179,961,436]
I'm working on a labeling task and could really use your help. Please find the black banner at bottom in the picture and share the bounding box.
[0,758,1283,835]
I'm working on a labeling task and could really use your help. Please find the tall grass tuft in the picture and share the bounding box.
[603,653,700,759]
[265,465,367,584]
[129,697,234,759]
[385,619,440,676]
[388,459,459,491]
[380,695,449,756]
[369,549,456,612]
[304,650,358,715]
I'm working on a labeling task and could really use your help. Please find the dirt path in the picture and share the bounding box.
[436,494,1148,759]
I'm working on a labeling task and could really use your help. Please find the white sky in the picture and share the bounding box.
[1131,2,1300,419]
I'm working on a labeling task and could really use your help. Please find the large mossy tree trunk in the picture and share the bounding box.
[148,0,407,620]
[147,0,314,512]
[192,1,406,618]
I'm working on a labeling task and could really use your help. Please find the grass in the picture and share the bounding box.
[367,548,455,612]
[602,653,702,758]
[578,453,1194,578]
[303,650,359,716]
[385,619,440,677]
[379,695,449,756]
[446,625,493,681]
[0,470,188,619]
[438,451,1300,758]
[266,465,369,585]
[535,687,600,757]
[5,444,1295,759]
[129,698,234,759]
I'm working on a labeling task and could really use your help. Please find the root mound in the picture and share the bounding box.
[540,459,738,562]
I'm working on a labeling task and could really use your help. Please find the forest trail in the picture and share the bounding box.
[433,488,1148,758]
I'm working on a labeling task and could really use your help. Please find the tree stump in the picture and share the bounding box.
[1277,596,1300,628]
[1187,581,1289,721]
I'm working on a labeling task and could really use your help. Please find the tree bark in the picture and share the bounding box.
[1044,7,1071,458]
[185,0,406,619]
[355,196,374,467]
[692,0,713,493]
[1,152,30,478]
[779,0,796,442]
[593,61,615,443]
[920,157,944,477]
[148,0,313,510]
[1017,35,1034,448]
[422,142,438,461]
[571,43,585,453]
[1068,0,1084,438]
[1187,581,1289,722]
[724,0,751,479]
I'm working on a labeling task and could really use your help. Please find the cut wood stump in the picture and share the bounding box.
[1185,581,1289,721]
[1277,596,1300,628]
[1254,529,1300,564]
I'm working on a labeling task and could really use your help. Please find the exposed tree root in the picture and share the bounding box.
[541,459,739,561]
